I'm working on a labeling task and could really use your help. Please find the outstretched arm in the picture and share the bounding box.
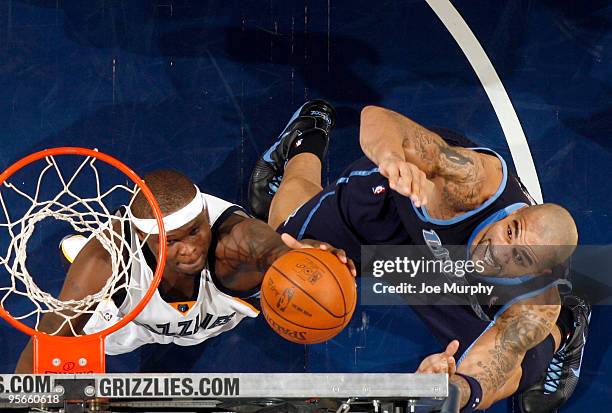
[214,215,355,292]
[452,288,561,409]
[214,215,292,291]
[359,106,500,211]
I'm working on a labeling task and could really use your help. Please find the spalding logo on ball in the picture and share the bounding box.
[260,249,357,344]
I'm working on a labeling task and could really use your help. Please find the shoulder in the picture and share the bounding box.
[432,148,504,214]
[201,192,249,225]
[198,191,251,236]
[497,287,561,337]
[81,218,126,264]
[215,213,249,236]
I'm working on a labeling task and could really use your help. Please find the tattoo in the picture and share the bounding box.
[403,125,488,213]
[402,125,438,167]
[215,217,289,290]
[450,375,472,408]
[439,146,474,166]
[437,145,485,212]
[471,305,558,399]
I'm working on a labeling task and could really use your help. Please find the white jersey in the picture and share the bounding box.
[83,193,259,355]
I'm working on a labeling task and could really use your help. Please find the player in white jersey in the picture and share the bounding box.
[15,169,355,373]
[81,192,261,354]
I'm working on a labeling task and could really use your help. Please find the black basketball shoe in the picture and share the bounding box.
[519,295,591,413]
[248,100,335,221]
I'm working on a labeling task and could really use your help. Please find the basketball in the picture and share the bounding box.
[260,248,357,344]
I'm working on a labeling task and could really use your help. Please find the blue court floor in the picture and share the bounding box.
[0,1,610,411]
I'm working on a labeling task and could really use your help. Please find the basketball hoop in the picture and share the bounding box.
[0,147,166,373]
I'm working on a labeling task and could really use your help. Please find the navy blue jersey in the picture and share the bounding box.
[277,129,564,388]
[282,128,534,252]
[339,129,534,253]
[279,129,566,318]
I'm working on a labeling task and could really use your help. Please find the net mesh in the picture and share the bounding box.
[0,153,152,336]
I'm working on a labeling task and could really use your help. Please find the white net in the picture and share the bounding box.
[0,152,154,336]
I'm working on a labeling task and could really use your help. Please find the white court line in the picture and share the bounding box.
[425,0,543,203]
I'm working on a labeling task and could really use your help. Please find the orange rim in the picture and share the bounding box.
[0,147,167,340]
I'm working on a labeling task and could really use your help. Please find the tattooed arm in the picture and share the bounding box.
[453,288,561,409]
[359,106,502,213]
[213,215,355,292]
[214,214,291,292]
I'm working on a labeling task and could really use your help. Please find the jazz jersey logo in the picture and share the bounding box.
[422,229,451,261]
[142,312,236,337]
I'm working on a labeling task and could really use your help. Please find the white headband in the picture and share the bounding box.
[129,186,206,234]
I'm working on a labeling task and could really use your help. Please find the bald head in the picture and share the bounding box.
[131,169,197,219]
[519,203,578,268]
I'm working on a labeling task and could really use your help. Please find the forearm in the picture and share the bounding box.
[457,344,525,408]
[231,218,290,271]
[360,106,446,175]
[216,217,290,291]
[456,303,560,408]
[360,105,490,178]
[449,374,473,408]
[360,106,408,164]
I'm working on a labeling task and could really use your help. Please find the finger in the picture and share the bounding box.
[332,248,348,264]
[447,357,457,376]
[444,340,460,357]
[318,243,329,250]
[421,178,435,206]
[420,190,428,207]
[387,173,400,192]
[334,249,348,264]
[414,169,429,207]
[388,165,401,185]
[395,176,411,197]
[378,163,390,179]
[438,360,449,373]
[396,164,414,197]
[416,361,434,374]
[281,233,305,249]
[416,356,435,374]
[347,258,357,277]
[410,168,423,207]
[381,163,400,184]
[417,354,448,374]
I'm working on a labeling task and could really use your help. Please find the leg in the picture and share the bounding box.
[248,100,335,221]
[268,153,323,229]
[274,156,395,263]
